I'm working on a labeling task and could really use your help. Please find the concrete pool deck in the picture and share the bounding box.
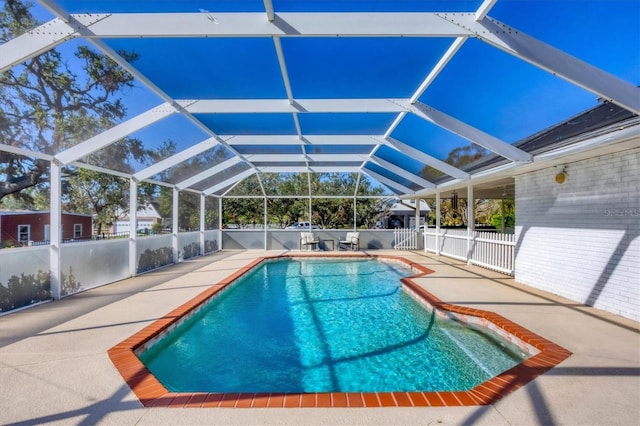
[1,250,638,425]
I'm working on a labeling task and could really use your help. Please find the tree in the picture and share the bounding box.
[154,144,232,228]
[0,0,144,203]
[421,143,491,226]
[421,143,489,183]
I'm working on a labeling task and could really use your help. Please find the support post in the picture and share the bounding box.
[172,187,179,263]
[200,192,206,256]
[264,196,268,250]
[466,183,475,264]
[218,197,223,250]
[415,198,421,249]
[129,179,137,276]
[353,196,357,231]
[49,161,62,299]
[435,190,441,256]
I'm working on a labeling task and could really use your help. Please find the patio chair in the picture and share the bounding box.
[339,232,360,251]
[300,232,319,251]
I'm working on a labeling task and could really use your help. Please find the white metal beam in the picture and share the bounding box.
[383,112,408,139]
[68,161,132,179]
[362,168,413,195]
[203,169,256,196]
[0,18,75,71]
[0,144,53,161]
[370,156,435,188]
[445,14,640,114]
[54,103,177,165]
[410,37,467,104]
[405,101,533,162]
[383,137,469,180]
[61,12,474,38]
[185,98,409,114]
[32,1,264,181]
[475,0,498,21]
[225,135,379,145]
[263,0,275,22]
[129,179,137,276]
[175,157,243,190]
[257,166,361,173]
[49,161,62,299]
[273,37,294,103]
[244,153,368,162]
[0,12,473,72]
[133,136,223,181]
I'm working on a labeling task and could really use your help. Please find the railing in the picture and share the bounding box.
[424,228,515,275]
[393,228,418,250]
[20,230,176,247]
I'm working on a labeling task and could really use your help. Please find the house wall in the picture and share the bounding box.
[515,147,639,321]
[1,214,47,242]
[0,213,92,243]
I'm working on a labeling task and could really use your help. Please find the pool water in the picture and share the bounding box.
[139,258,528,393]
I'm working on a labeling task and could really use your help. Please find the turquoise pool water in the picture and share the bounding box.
[139,258,527,393]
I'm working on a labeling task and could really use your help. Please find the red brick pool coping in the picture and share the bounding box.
[108,253,572,408]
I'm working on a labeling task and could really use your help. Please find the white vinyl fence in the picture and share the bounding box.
[393,228,419,250]
[424,228,515,275]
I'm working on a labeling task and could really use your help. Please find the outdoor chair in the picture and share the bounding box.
[339,232,360,251]
[300,232,319,251]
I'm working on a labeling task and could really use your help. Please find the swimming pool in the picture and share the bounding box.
[139,257,527,393]
[110,256,568,406]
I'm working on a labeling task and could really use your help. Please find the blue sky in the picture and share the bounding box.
[18,0,640,171]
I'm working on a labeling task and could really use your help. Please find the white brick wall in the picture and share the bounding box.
[515,147,640,321]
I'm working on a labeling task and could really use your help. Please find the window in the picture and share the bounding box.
[73,224,82,238]
[18,224,30,242]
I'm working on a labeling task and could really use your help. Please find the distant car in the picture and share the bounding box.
[286,222,320,229]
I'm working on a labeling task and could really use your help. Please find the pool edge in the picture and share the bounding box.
[108,253,572,408]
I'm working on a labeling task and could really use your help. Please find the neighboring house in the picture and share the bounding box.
[111,203,163,234]
[380,199,430,229]
[0,211,93,246]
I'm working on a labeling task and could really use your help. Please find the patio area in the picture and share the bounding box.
[1,249,638,425]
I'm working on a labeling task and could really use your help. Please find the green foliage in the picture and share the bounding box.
[0,0,148,204]
[220,173,386,229]
[0,269,51,312]
[61,267,81,296]
[491,213,515,230]
[137,247,173,273]
[154,144,231,226]
[490,199,516,231]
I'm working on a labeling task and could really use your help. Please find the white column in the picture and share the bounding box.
[263,196,268,250]
[200,192,205,256]
[415,198,421,250]
[172,187,179,263]
[353,197,357,231]
[49,161,62,299]
[466,183,475,264]
[129,179,137,276]
[218,197,223,250]
[435,191,441,256]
